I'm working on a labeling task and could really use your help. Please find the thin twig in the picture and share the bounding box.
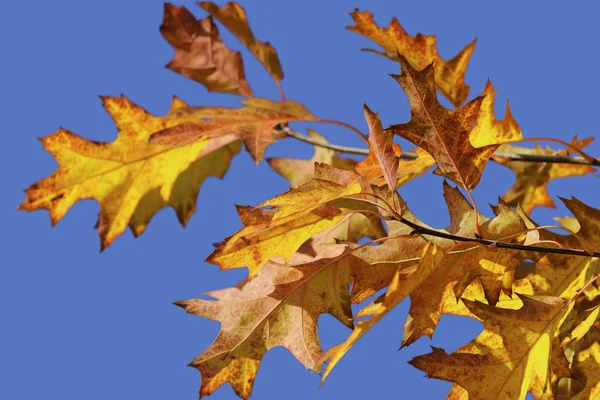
[281,126,370,156]
[398,217,600,258]
[281,125,600,166]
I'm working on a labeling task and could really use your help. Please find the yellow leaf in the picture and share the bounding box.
[410,295,567,400]
[18,96,240,249]
[470,79,523,147]
[499,140,596,215]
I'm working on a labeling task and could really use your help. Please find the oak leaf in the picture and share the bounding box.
[364,104,399,190]
[160,3,252,96]
[347,9,475,107]
[470,79,523,147]
[410,295,568,400]
[498,140,596,215]
[18,96,240,250]
[401,184,531,346]
[318,243,444,382]
[199,1,284,84]
[387,56,497,190]
[149,98,316,163]
[206,164,381,277]
[176,246,353,399]
[354,146,435,189]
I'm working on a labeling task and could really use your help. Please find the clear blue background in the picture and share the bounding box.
[2,1,599,399]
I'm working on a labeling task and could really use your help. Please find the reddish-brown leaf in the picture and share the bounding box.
[160,4,252,96]
[387,55,497,190]
[199,1,284,83]
[364,104,399,190]
[149,98,316,163]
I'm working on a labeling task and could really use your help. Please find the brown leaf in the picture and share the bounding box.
[160,4,252,96]
[318,243,444,382]
[149,98,316,163]
[387,55,497,190]
[364,104,399,190]
[199,1,284,83]
[176,246,353,399]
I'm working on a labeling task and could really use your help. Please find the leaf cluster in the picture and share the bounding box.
[19,2,600,399]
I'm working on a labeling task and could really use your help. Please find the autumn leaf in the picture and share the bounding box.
[148,98,315,163]
[160,3,252,96]
[318,243,444,382]
[510,198,600,300]
[199,1,284,85]
[410,295,568,400]
[347,9,475,107]
[565,328,600,399]
[354,146,435,189]
[364,104,399,190]
[18,96,240,250]
[470,79,523,147]
[401,183,532,346]
[387,55,497,190]
[267,129,356,188]
[176,245,353,399]
[206,165,381,277]
[498,140,596,215]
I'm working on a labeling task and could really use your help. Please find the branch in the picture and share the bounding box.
[280,125,600,166]
[398,217,600,258]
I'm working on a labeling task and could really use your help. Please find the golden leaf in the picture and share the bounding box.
[499,140,596,215]
[410,295,567,400]
[18,96,240,249]
[347,9,475,107]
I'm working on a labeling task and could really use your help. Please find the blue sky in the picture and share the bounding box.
[2,1,599,399]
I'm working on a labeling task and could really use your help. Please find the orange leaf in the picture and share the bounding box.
[199,1,284,84]
[387,55,497,190]
[149,98,316,163]
[364,104,399,190]
[160,3,252,96]
[347,9,475,107]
